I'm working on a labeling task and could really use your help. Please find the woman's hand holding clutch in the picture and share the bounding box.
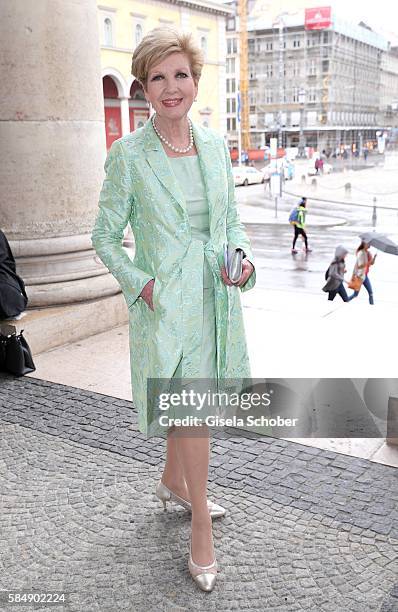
[140,278,155,311]
[221,259,254,287]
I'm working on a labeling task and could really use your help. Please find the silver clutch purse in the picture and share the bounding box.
[223,243,244,283]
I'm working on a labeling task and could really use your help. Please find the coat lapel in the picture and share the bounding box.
[143,118,187,215]
[143,117,221,237]
[191,121,220,239]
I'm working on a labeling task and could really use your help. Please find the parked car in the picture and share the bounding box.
[232,165,264,186]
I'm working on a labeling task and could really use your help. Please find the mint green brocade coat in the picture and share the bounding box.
[91,117,256,436]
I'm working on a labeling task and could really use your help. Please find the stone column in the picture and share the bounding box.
[0,0,120,306]
[120,97,131,137]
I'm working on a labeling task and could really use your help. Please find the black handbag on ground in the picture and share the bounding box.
[0,325,36,376]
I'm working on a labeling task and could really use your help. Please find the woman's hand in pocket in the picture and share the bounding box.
[140,279,155,311]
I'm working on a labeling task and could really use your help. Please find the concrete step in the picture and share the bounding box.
[0,293,128,355]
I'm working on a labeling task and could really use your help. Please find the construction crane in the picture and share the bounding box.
[238,0,251,152]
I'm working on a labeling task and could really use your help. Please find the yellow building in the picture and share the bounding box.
[97,0,233,148]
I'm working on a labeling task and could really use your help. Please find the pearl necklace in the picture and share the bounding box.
[151,114,194,153]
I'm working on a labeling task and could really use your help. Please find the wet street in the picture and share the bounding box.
[237,182,398,307]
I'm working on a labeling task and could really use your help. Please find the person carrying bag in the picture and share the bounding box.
[347,241,376,304]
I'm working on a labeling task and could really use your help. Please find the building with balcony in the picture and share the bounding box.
[246,9,389,153]
[380,45,398,129]
[97,0,233,148]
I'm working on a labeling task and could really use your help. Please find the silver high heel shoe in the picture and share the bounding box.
[155,481,226,519]
[188,535,218,592]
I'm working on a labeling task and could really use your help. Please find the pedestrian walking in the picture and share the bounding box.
[91,26,255,593]
[347,241,376,304]
[314,158,320,174]
[290,197,311,254]
[322,245,349,301]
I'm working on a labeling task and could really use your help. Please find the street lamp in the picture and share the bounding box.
[298,88,306,158]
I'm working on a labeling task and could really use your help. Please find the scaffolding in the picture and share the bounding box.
[238,0,251,151]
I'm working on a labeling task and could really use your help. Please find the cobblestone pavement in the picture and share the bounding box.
[0,372,397,612]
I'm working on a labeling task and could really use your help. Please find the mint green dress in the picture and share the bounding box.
[92,119,256,438]
[168,155,217,383]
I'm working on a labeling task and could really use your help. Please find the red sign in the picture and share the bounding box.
[104,106,122,150]
[305,6,332,30]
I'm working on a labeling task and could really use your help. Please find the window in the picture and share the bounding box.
[226,79,236,93]
[200,35,207,58]
[322,60,329,73]
[104,18,113,46]
[308,59,316,76]
[227,98,237,115]
[308,32,320,46]
[266,92,273,104]
[308,88,316,102]
[266,41,273,51]
[293,88,299,103]
[226,58,235,74]
[293,37,301,48]
[265,113,274,126]
[227,38,238,54]
[135,23,143,46]
[226,17,235,31]
[266,64,273,78]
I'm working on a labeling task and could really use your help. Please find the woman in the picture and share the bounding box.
[322,245,349,301]
[91,27,255,592]
[348,241,376,305]
[292,197,311,254]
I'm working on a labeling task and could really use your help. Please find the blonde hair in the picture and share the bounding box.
[131,26,204,90]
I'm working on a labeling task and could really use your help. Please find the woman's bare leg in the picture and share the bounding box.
[174,424,214,566]
[161,425,191,500]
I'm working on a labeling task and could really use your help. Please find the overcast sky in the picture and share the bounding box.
[332,0,398,41]
[215,0,398,43]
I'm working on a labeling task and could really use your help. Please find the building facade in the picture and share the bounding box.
[225,4,240,149]
[97,0,233,148]
[246,10,389,153]
[380,45,398,129]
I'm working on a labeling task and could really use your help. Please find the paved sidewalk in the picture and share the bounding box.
[0,372,397,611]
